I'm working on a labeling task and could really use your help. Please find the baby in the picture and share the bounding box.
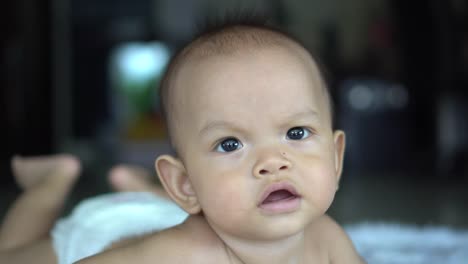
[0,19,364,264]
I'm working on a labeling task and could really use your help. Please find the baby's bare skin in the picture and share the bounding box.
[11,154,80,190]
[78,32,364,264]
[79,214,361,264]
[108,165,170,199]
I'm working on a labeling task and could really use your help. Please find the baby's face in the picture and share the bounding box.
[170,45,344,241]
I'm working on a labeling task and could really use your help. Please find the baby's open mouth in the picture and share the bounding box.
[262,189,298,204]
[258,182,301,214]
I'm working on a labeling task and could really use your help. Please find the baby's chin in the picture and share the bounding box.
[230,215,315,242]
[254,222,311,241]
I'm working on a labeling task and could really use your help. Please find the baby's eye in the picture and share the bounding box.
[215,138,243,152]
[286,127,311,140]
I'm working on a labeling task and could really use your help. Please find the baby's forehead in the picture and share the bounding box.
[171,45,331,118]
[174,42,327,100]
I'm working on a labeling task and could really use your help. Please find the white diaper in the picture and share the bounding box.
[51,192,188,264]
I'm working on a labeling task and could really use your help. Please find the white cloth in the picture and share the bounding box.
[51,192,188,264]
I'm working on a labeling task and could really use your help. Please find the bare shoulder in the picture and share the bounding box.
[76,215,228,264]
[308,215,365,264]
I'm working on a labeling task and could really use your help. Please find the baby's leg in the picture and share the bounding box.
[0,154,80,251]
[108,165,169,199]
[0,238,56,264]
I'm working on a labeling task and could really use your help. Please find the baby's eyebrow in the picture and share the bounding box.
[198,120,240,137]
[284,109,319,121]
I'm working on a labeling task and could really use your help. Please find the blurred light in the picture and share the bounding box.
[114,42,170,91]
[348,84,374,110]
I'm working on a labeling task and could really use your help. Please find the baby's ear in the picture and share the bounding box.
[155,155,201,214]
[333,130,346,184]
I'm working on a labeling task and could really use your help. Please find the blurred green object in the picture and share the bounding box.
[110,42,171,140]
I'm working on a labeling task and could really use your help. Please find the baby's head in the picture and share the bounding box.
[155,19,345,241]
[159,20,334,151]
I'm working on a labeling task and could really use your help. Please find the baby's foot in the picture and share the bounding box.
[11,154,81,190]
[108,165,169,199]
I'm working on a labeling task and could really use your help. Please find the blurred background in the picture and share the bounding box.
[1,0,467,227]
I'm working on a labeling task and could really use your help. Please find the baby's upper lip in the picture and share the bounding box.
[258,181,300,206]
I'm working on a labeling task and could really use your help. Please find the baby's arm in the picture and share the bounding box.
[75,231,190,264]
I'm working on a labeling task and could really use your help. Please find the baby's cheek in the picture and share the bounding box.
[200,175,247,214]
[307,166,338,212]
[200,186,247,233]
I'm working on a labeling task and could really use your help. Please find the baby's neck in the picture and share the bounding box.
[220,230,307,264]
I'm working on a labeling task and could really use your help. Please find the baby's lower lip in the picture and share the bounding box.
[258,196,301,214]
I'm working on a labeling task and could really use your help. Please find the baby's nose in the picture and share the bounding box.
[253,151,292,178]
